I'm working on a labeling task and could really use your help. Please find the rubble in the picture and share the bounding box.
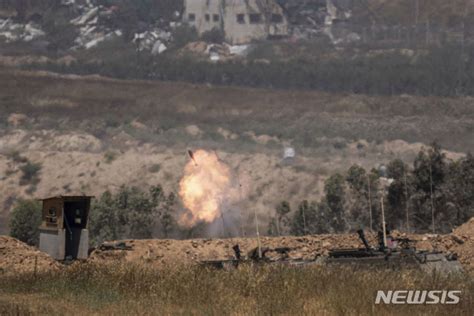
[70,3,121,50]
[180,41,252,62]
[281,0,360,45]
[133,29,171,54]
[0,19,45,43]
[0,0,362,55]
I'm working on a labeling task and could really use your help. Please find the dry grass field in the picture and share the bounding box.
[0,263,472,315]
[1,69,473,151]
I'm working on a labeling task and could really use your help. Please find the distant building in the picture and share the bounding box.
[183,0,288,44]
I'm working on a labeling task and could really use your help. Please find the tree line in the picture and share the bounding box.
[269,143,474,236]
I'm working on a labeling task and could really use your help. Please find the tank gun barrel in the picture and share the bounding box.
[357,229,371,252]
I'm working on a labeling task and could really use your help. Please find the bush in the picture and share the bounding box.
[103,151,118,164]
[19,161,42,185]
[6,151,28,164]
[9,199,42,246]
[148,163,161,173]
[201,28,225,44]
[171,25,198,49]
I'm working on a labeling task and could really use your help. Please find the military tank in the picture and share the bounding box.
[326,229,463,274]
[200,230,463,273]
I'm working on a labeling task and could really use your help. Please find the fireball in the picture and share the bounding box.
[179,150,235,227]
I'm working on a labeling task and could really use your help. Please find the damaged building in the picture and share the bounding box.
[183,0,289,44]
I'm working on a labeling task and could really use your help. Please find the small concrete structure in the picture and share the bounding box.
[39,196,92,260]
[183,0,288,44]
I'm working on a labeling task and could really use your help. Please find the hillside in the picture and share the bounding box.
[1,68,473,234]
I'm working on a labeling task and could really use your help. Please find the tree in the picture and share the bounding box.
[441,153,474,228]
[160,192,177,238]
[346,165,371,229]
[267,217,279,236]
[90,185,169,243]
[9,199,42,246]
[171,25,199,49]
[386,159,413,230]
[275,201,291,235]
[412,142,447,232]
[346,165,367,193]
[324,174,347,232]
[413,142,446,193]
[123,186,161,239]
[291,200,330,235]
[89,191,123,244]
[291,200,310,236]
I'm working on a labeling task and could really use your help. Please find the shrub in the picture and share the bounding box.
[6,151,28,164]
[9,199,42,246]
[171,25,198,49]
[19,161,42,185]
[104,151,118,164]
[148,164,161,173]
[201,28,225,44]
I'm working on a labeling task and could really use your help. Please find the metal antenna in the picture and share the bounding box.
[429,161,435,234]
[367,174,373,232]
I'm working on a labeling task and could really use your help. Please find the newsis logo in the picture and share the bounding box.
[375,290,461,305]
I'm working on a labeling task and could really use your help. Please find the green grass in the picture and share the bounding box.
[0,263,472,315]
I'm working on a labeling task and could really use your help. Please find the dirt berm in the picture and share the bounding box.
[89,218,474,272]
[1,218,473,274]
[0,236,60,275]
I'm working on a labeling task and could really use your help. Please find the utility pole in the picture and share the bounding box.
[302,205,307,235]
[238,182,245,237]
[221,212,227,238]
[379,177,393,248]
[381,192,387,248]
[254,208,262,259]
[404,169,410,233]
[429,162,435,234]
[367,174,373,232]
[275,212,281,236]
[426,19,431,45]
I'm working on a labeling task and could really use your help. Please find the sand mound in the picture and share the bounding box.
[453,218,474,237]
[89,221,474,272]
[450,218,474,271]
[406,218,474,272]
[0,236,60,275]
[2,219,473,275]
[89,233,377,268]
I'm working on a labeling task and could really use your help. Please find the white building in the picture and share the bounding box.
[183,0,289,44]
